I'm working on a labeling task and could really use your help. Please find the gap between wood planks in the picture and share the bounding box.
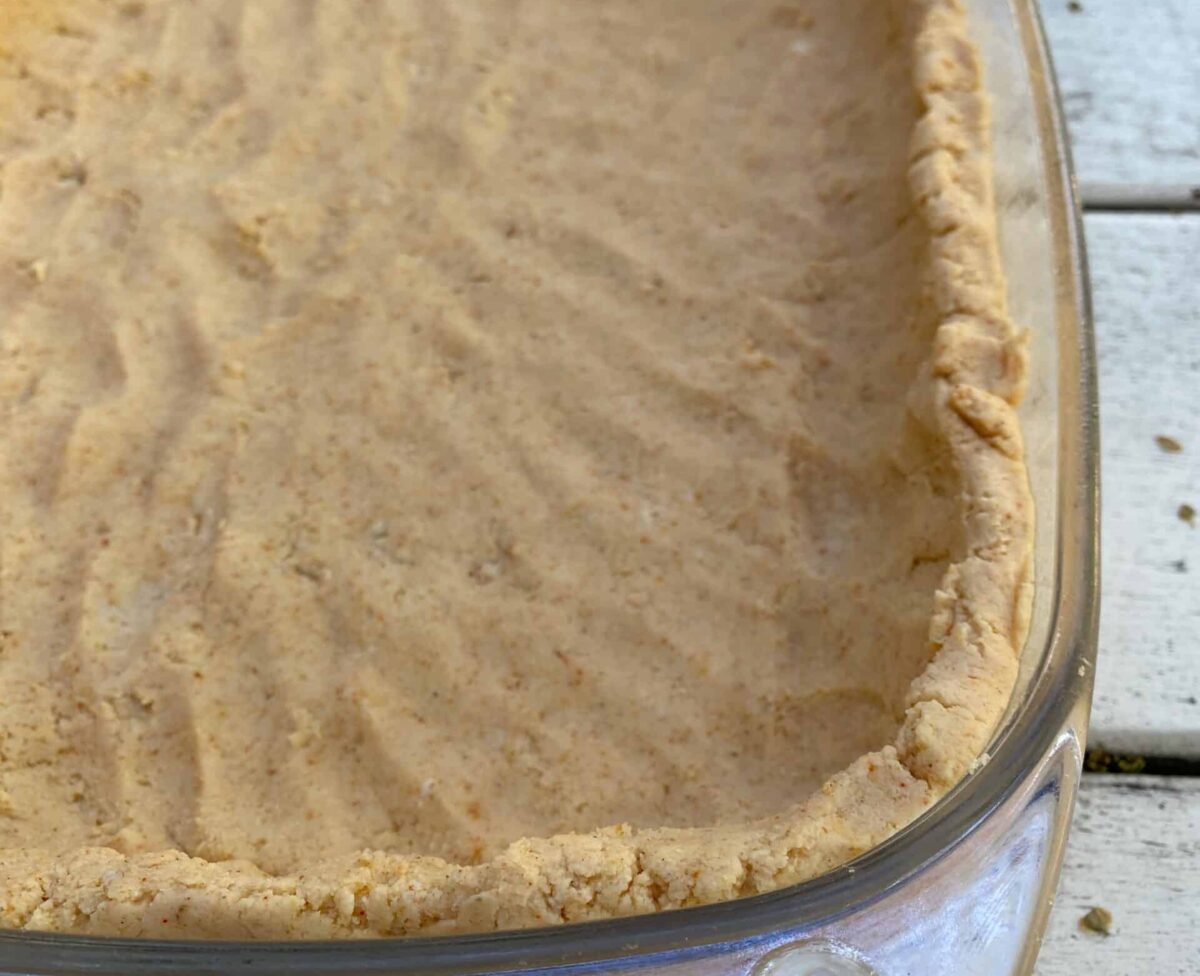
[1084,748,1200,778]
[1081,185,1200,213]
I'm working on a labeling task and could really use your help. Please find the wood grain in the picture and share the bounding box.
[1037,775,1200,976]
[1039,0,1200,203]
[1083,212,1200,753]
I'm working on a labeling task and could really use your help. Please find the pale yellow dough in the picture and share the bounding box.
[0,0,1031,938]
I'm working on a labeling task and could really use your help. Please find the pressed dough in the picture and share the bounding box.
[0,0,1032,938]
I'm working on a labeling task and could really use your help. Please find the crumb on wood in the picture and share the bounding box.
[1155,435,1183,454]
[1079,906,1113,936]
[1180,503,1196,527]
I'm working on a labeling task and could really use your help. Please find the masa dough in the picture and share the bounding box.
[0,0,1032,937]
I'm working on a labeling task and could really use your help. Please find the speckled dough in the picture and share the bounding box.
[0,0,1031,938]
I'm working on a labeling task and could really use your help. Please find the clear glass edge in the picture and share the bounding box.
[0,1,1099,972]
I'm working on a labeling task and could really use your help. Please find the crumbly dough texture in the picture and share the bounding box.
[0,0,1032,938]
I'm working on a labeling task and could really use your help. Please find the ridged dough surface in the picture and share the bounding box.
[0,0,1031,937]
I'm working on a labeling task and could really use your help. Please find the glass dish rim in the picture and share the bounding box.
[0,1,1099,972]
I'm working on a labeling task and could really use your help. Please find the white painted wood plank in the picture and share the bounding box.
[1039,0,1200,198]
[1037,775,1200,976]
[1083,212,1200,751]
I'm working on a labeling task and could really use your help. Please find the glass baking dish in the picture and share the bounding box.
[0,0,1098,973]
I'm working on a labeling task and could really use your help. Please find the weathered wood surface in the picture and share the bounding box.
[1040,0,1200,202]
[1083,212,1200,753]
[1037,776,1200,976]
[1032,5,1200,968]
